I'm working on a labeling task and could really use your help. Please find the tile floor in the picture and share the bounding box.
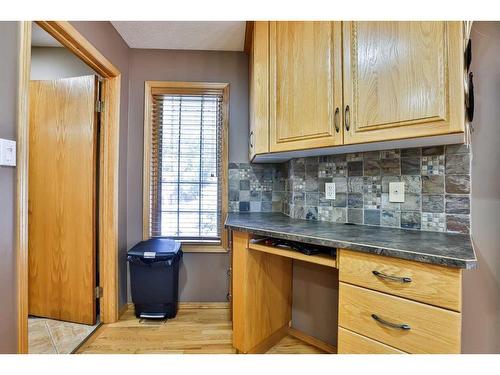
[28,316,100,354]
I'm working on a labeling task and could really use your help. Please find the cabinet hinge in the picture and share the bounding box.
[95,286,103,299]
[96,100,104,113]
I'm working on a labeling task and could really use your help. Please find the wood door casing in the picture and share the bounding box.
[270,21,343,152]
[249,21,269,160]
[28,76,98,325]
[343,21,464,144]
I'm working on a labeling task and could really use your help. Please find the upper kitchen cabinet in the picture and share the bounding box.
[269,21,343,152]
[342,21,464,144]
[249,21,270,160]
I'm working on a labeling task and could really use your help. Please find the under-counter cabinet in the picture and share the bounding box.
[248,21,465,159]
[230,231,464,354]
[269,21,343,152]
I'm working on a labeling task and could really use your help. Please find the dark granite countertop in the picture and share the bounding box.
[225,212,477,269]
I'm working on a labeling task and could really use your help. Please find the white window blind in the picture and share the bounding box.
[149,93,224,242]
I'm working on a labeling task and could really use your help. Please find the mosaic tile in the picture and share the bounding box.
[291,204,305,219]
[363,193,381,210]
[422,146,444,156]
[229,189,239,202]
[381,210,401,227]
[239,202,250,212]
[347,161,363,176]
[363,176,382,194]
[445,175,470,194]
[421,155,445,176]
[250,201,261,212]
[422,195,444,213]
[347,193,363,208]
[363,151,381,160]
[421,212,446,232]
[422,175,444,194]
[272,202,282,212]
[305,177,319,192]
[332,193,347,208]
[401,157,421,175]
[239,190,250,202]
[262,201,273,212]
[364,210,381,225]
[262,192,272,202]
[305,206,318,220]
[445,195,470,214]
[381,158,400,175]
[249,190,261,202]
[401,211,421,229]
[381,176,401,193]
[446,214,470,234]
[229,202,239,212]
[305,193,319,206]
[347,152,363,161]
[319,193,334,207]
[446,154,470,174]
[347,209,363,224]
[401,147,421,157]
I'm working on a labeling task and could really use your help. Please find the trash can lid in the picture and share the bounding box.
[128,238,181,259]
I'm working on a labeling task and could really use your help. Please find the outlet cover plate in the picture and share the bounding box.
[325,182,336,200]
[389,182,405,203]
[0,138,16,167]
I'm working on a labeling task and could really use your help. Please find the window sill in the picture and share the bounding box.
[181,244,228,254]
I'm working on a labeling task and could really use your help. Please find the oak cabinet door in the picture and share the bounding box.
[342,21,464,144]
[249,21,270,160]
[269,21,343,152]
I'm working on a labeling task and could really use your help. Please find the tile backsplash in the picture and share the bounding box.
[228,163,286,213]
[228,144,471,234]
[282,144,471,234]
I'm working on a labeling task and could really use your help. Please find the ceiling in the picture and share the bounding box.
[111,21,246,51]
[31,23,63,47]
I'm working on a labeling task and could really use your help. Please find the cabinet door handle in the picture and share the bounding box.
[249,131,254,149]
[371,314,411,331]
[372,270,412,283]
[334,107,340,133]
[344,105,350,131]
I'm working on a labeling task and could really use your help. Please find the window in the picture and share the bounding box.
[143,82,229,249]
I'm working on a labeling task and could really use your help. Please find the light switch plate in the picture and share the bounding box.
[325,182,336,200]
[0,138,16,167]
[389,182,405,203]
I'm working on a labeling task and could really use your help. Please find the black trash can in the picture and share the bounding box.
[127,238,183,319]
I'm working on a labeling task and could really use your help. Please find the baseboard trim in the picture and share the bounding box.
[246,325,289,354]
[178,302,230,309]
[287,327,337,354]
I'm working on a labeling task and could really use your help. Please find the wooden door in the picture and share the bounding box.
[269,21,343,152]
[249,21,270,160]
[342,21,464,144]
[29,76,98,325]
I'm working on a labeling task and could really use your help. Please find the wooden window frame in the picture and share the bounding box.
[143,81,229,253]
[16,21,121,353]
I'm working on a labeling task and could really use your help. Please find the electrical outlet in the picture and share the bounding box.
[389,182,405,203]
[325,182,336,200]
[0,138,16,167]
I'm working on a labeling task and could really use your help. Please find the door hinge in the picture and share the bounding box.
[96,100,104,113]
[95,286,103,299]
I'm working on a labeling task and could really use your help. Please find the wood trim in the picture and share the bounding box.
[16,21,31,355]
[35,21,119,77]
[246,325,289,354]
[287,327,337,354]
[142,81,230,250]
[182,244,229,253]
[244,21,254,54]
[17,21,121,352]
[178,302,230,309]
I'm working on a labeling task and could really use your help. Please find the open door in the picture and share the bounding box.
[28,75,99,325]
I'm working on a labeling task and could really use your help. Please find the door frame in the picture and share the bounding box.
[16,21,121,353]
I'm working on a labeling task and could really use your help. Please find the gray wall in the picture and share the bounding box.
[31,47,95,80]
[70,22,130,309]
[0,21,19,354]
[462,21,500,353]
[127,49,248,301]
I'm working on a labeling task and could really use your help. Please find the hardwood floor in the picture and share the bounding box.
[76,303,328,354]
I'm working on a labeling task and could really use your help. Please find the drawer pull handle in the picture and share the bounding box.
[371,314,411,331]
[372,270,412,283]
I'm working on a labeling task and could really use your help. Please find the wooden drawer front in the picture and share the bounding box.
[339,249,462,311]
[339,283,461,354]
[338,327,405,354]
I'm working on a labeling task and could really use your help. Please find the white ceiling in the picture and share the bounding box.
[111,21,246,51]
[31,23,63,47]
